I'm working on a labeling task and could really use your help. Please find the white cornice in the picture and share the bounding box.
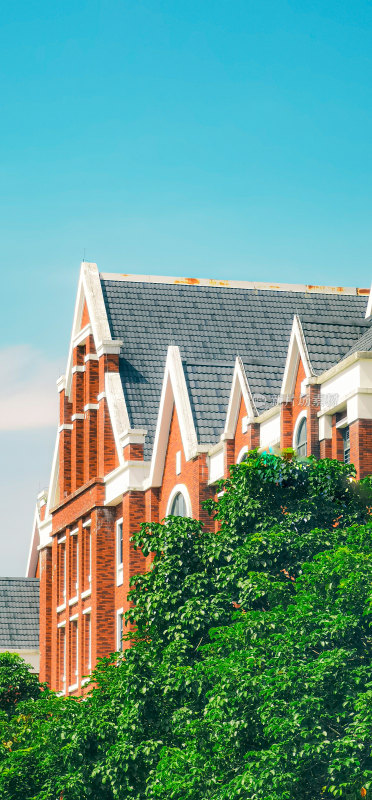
[96,340,123,358]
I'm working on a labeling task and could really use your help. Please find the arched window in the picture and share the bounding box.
[237,446,248,464]
[295,416,307,457]
[170,491,187,517]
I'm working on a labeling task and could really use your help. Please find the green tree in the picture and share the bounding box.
[0,454,371,799]
[0,652,43,717]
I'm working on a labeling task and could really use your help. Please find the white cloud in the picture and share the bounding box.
[0,345,61,430]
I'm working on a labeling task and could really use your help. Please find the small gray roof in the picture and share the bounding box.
[0,578,39,649]
[345,325,372,358]
[300,316,371,375]
[101,278,368,455]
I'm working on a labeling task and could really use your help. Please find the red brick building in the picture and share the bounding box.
[27,263,372,694]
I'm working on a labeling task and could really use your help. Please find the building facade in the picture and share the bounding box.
[27,263,372,694]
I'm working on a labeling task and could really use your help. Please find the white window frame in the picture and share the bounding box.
[116,517,123,586]
[82,609,92,672]
[83,518,92,587]
[293,410,308,454]
[116,607,124,652]
[57,620,66,693]
[166,484,192,518]
[236,445,248,464]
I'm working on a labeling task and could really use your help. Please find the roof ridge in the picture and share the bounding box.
[100,272,369,297]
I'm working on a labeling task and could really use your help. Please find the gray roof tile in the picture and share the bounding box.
[101,279,368,454]
[0,578,39,649]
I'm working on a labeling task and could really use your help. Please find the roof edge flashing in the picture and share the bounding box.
[100,272,368,296]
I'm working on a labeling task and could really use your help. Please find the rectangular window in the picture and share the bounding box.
[342,426,350,464]
[116,518,123,586]
[57,625,66,692]
[82,525,91,592]
[83,613,91,673]
[116,608,124,652]
[69,531,79,597]
[58,542,66,605]
[70,619,78,687]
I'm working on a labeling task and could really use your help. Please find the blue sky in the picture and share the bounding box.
[1,0,372,573]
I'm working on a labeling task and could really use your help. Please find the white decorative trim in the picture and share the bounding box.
[57,534,66,544]
[281,315,313,398]
[149,346,199,487]
[105,372,131,467]
[293,410,308,451]
[165,483,192,517]
[73,323,92,347]
[84,403,99,411]
[104,460,151,505]
[336,416,348,429]
[97,391,106,401]
[81,588,91,599]
[96,340,123,358]
[224,357,256,439]
[57,620,66,628]
[69,596,78,607]
[116,517,123,586]
[116,607,124,651]
[56,603,66,614]
[365,282,372,318]
[100,272,366,296]
[84,353,99,362]
[72,365,85,374]
[120,429,147,449]
[71,413,85,422]
[82,518,91,528]
[58,423,73,433]
[70,527,79,536]
[68,683,79,693]
[81,677,90,687]
[236,445,248,464]
[82,606,91,615]
[56,375,66,393]
[69,612,79,622]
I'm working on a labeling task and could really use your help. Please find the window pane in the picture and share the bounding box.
[170,492,187,517]
[296,417,307,457]
[342,426,350,464]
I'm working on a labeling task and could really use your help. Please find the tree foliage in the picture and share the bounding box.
[0,454,371,799]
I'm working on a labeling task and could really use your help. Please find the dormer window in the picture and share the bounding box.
[295,417,307,457]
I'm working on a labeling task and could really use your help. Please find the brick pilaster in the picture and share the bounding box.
[39,546,52,686]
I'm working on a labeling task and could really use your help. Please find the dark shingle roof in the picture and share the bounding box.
[0,578,39,649]
[300,316,371,375]
[101,279,368,454]
[345,325,372,358]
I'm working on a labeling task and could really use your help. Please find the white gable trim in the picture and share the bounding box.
[105,372,132,467]
[281,315,313,397]
[65,262,119,399]
[148,347,198,487]
[26,504,40,578]
[223,357,256,440]
[365,282,372,318]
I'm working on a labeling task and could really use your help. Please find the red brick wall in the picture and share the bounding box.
[233,395,259,462]
[39,546,52,685]
[350,419,372,478]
